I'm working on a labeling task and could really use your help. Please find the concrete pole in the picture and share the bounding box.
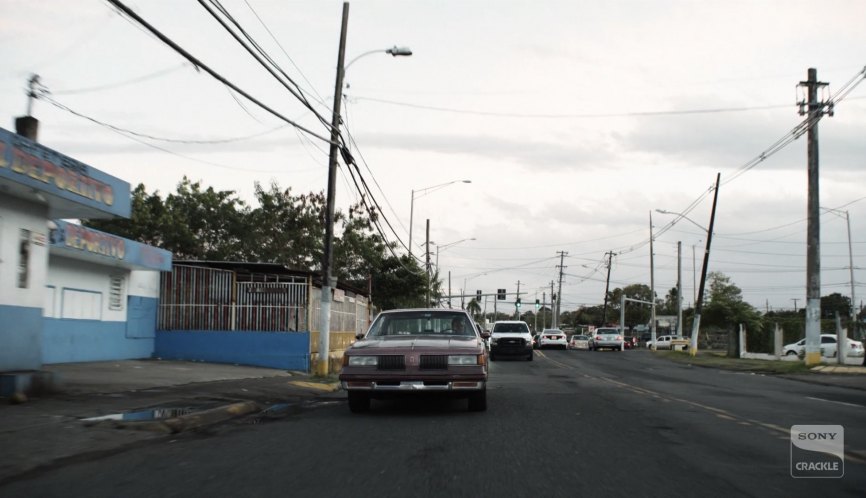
[677,241,683,337]
[408,190,415,259]
[425,219,431,306]
[317,1,349,376]
[650,212,656,350]
[803,68,824,366]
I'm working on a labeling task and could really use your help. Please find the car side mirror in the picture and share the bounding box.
[355,333,365,340]
[480,331,491,340]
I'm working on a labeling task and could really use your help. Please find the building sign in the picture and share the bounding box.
[0,127,130,218]
[49,220,172,272]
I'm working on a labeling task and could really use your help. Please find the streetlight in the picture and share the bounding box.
[435,237,476,269]
[409,180,471,258]
[434,238,476,309]
[655,209,709,234]
[344,46,413,73]
[822,207,857,337]
[655,172,721,359]
[318,3,412,376]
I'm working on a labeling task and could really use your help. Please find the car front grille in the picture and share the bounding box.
[500,338,525,347]
[377,355,405,370]
[420,355,448,370]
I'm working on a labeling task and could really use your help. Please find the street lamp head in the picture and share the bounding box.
[386,46,413,57]
[462,180,471,183]
[655,209,671,214]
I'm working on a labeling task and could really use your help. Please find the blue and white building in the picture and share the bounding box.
[0,126,170,378]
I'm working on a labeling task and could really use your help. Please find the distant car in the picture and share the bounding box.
[784,335,866,358]
[649,335,688,350]
[538,328,568,349]
[489,320,534,361]
[590,327,623,351]
[623,336,637,349]
[339,308,489,413]
[569,334,590,350]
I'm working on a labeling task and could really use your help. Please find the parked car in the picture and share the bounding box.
[589,327,623,351]
[339,309,489,413]
[648,335,688,350]
[784,334,866,358]
[569,334,590,350]
[538,328,568,349]
[490,320,534,361]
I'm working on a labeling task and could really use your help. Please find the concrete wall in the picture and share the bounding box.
[42,257,159,363]
[0,196,49,371]
[155,330,310,372]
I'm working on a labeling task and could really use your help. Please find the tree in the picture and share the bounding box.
[662,287,679,315]
[702,272,761,333]
[821,293,851,320]
[466,298,482,321]
[608,284,653,327]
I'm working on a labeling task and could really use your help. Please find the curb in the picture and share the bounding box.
[85,401,262,433]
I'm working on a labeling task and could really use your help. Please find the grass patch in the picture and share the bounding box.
[653,350,813,374]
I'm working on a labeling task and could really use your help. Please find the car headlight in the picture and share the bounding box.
[347,356,378,366]
[449,355,480,366]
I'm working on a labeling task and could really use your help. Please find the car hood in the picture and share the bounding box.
[350,335,481,352]
[491,332,531,338]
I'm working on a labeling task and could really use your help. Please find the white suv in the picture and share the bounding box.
[490,320,534,361]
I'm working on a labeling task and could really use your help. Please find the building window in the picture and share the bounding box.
[61,289,102,320]
[109,275,125,311]
[18,229,31,288]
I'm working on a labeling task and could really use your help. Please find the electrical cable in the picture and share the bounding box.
[198,0,333,132]
[105,0,333,145]
[51,63,189,95]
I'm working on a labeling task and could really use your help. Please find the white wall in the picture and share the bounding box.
[46,257,129,322]
[0,195,49,308]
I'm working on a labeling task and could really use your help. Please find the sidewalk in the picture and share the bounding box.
[0,359,342,485]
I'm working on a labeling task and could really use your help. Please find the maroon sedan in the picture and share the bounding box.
[339,309,489,413]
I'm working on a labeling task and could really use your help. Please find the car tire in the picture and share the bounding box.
[468,389,487,412]
[785,350,797,356]
[347,391,370,413]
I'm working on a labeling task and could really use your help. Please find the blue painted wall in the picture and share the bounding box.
[42,319,155,363]
[155,330,310,371]
[0,305,43,370]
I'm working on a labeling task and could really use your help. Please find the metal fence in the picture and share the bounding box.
[158,265,308,332]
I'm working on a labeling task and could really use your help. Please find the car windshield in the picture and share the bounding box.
[367,311,476,337]
[596,329,617,334]
[493,323,529,333]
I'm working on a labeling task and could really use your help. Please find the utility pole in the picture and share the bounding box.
[799,68,831,366]
[791,298,799,313]
[550,281,556,328]
[448,271,452,309]
[690,172,721,356]
[542,292,546,329]
[425,219,431,306]
[515,280,521,319]
[318,1,349,376]
[649,213,656,347]
[676,241,683,336]
[601,251,615,324]
[556,251,567,329]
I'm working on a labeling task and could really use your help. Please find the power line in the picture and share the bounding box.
[198,0,333,133]
[50,63,189,95]
[352,96,800,119]
[105,0,333,145]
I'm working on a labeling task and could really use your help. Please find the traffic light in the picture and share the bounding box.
[497,288,506,300]
[516,298,522,308]
[477,289,482,302]
[535,298,540,310]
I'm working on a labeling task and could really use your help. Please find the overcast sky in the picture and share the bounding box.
[2,0,865,315]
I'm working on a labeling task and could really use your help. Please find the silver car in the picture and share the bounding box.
[590,327,624,351]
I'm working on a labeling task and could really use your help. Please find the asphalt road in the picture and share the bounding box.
[3,349,865,497]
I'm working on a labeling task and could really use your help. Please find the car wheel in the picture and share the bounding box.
[347,391,370,413]
[785,351,797,356]
[468,389,487,412]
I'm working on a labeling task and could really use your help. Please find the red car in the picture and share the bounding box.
[339,309,489,413]
[623,336,638,349]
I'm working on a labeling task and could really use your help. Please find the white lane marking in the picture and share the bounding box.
[805,396,864,408]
